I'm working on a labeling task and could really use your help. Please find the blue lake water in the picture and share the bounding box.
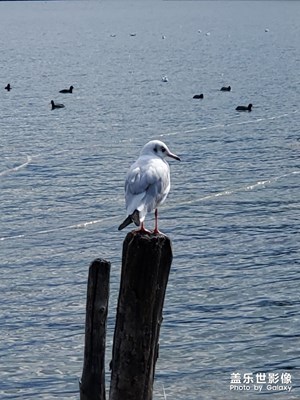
[0,1,300,399]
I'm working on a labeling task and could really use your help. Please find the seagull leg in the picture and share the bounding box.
[136,222,151,234]
[153,209,161,234]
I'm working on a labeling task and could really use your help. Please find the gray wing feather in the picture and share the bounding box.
[124,159,169,215]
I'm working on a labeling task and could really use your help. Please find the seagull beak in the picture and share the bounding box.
[167,151,181,161]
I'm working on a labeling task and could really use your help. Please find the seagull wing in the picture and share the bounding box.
[125,157,170,218]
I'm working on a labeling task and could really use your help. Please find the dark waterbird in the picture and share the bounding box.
[193,94,204,99]
[51,100,65,110]
[236,103,252,112]
[5,83,11,91]
[59,85,73,94]
[220,86,231,91]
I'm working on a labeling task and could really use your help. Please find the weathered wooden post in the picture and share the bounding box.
[109,231,173,400]
[80,258,111,400]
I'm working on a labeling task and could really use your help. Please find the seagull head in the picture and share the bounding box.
[141,140,180,161]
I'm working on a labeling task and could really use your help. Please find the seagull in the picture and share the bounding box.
[51,100,65,110]
[118,140,180,234]
[59,85,73,94]
[236,103,252,111]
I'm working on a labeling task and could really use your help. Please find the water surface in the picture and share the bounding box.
[0,1,299,399]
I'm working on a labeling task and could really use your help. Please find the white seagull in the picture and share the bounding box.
[118,140,180,233]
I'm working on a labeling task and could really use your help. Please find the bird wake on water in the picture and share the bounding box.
[118,140,180,234]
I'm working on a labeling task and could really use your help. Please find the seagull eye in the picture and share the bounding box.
[161,147,166,153]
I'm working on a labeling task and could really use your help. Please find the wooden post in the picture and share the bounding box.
[109,232,173,400]
[80,258,111,400]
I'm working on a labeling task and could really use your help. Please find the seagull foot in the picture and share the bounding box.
[152,230,167,236]
[134,227,152,234]
[152,228,162,235]
[132,222,152,235]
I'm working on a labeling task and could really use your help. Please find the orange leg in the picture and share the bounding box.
[153,209,160,234]
[136,221,151,234]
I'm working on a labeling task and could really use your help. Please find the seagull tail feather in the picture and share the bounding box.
[118,216,132,231]
[118,210,140,231]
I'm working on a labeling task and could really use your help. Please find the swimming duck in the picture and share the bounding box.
[51,100,65,110]
[220,86,231,91]
[162,76,168,82]
[59,85,73,94]
[193,94,204,99]
[236,103,252,111]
